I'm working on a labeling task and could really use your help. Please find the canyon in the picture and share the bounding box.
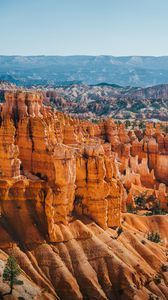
[44,83,168,121]
[1,81,168,121]
[0,91,168,299]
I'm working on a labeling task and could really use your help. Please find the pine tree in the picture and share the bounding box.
[3,256,23,295]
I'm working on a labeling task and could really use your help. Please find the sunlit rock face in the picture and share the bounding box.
[75,144,122,229]
[0,119,21,178]
[0,91,168,299]
[0,91,123,237]
[0,93,167,229]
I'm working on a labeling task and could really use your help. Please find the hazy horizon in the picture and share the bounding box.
[1,55,168,58]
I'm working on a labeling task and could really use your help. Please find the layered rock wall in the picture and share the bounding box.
[0,91,123,242]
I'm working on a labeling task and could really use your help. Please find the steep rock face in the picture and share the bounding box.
[76,145,108,229]
[0,91,168,299]
[0,91,123,238]
[75,145,122,229]
[104,119,120,152]
[16,118,33,171]
[155,153,168,184]
[131,137,168,186]
[0,119,21,177]
[158,183,168,210]
[63,124,78,144]
[0,91,167,225]
[102,119,168,211]
[45,144,76,241]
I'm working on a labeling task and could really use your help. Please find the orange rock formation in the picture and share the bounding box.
[0,91,168,299]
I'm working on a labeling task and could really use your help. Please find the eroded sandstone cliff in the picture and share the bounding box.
[0,91,168,299]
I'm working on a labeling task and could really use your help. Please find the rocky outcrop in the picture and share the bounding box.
[0,119,21,177]
[131,136,168,185]
[0,90,168,299]
[0,91,124,239]
[2,213,168,300]
[75,144,121,229]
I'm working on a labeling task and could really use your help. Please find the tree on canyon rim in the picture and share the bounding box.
[2,256,23,295]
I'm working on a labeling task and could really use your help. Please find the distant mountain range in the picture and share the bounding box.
[1,55,168,87]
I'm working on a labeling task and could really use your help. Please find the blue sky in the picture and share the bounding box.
[0,0,168,56]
